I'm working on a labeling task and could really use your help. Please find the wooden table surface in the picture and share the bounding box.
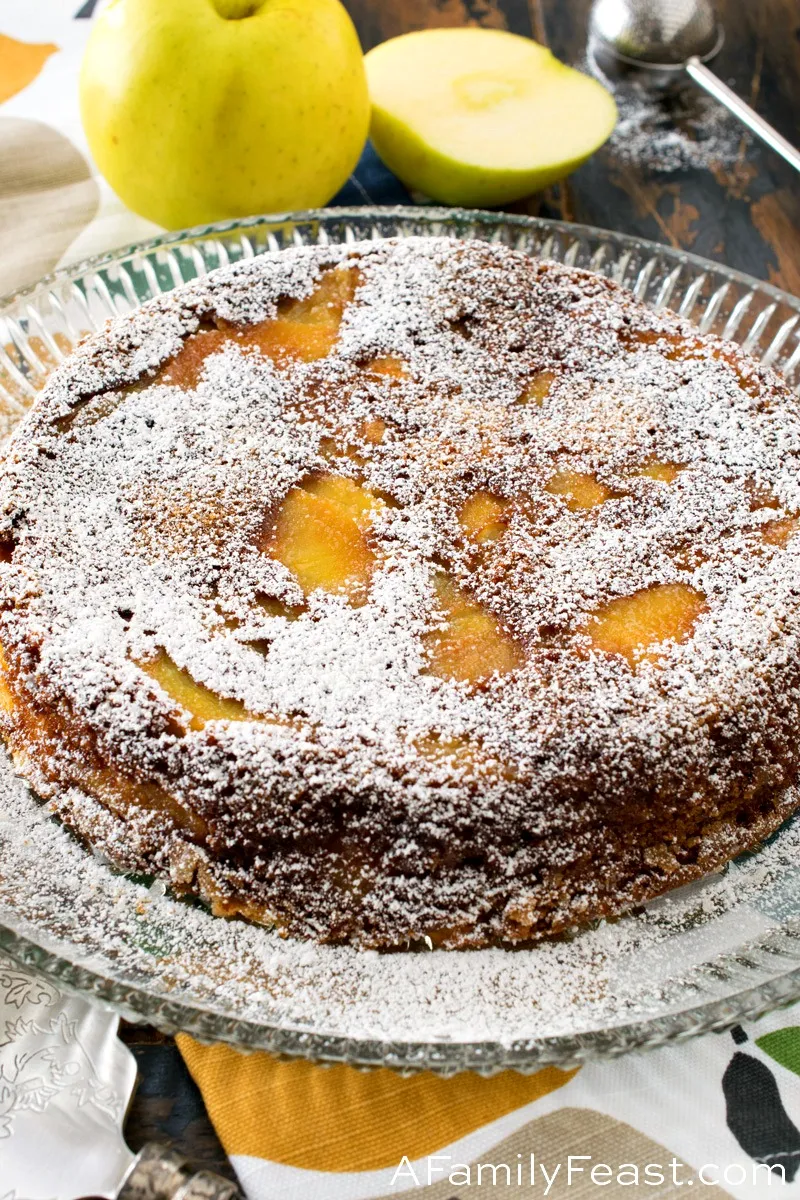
[348,0,800,290]
[123,0,800,1183]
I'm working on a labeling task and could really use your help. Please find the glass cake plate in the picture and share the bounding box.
[1,206,800,1074]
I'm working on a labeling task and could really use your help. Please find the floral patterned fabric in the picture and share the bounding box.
[0,954,136,1197]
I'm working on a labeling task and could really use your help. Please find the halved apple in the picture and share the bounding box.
[364,29,616,207]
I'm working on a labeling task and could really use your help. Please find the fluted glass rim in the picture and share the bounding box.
[1,206,799,1074]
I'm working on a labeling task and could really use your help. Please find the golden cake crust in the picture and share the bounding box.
[1,235,800,948]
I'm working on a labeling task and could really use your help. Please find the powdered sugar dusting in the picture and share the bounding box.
[0,236,799,953]
[0,748,798,1055]
[587,57,748,172]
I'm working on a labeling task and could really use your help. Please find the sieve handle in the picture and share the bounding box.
[686,57,800,173]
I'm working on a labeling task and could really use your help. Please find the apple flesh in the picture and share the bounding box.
[365,28,617,207]
[80,0,369,230]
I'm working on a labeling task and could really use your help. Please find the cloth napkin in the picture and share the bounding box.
[176,1021,800,1200]
[3,6,800,1200]
[0,952,137,1198]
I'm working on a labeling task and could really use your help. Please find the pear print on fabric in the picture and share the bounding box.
[756,1026,800,1077]
[723,1026,800,1182]
[0,117,99,293]
[399,1108,732,1198]
[0,33,57,105]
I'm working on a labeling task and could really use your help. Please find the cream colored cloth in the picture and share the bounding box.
[0,0,160,299]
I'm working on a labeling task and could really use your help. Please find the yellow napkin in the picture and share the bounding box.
[177,1037,576,1175]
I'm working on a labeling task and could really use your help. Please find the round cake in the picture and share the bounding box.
[0,235,799,949]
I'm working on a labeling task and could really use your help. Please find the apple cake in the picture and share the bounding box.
[0,235,799,949]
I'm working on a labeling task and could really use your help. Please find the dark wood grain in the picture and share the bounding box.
[120,1023,237,1184]
[344,0,800,291]
[124,1,800,1178]
[550,0,800,290]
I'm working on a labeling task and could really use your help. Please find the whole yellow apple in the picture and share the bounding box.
[80,0,370,229]
[365,29,616,207]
